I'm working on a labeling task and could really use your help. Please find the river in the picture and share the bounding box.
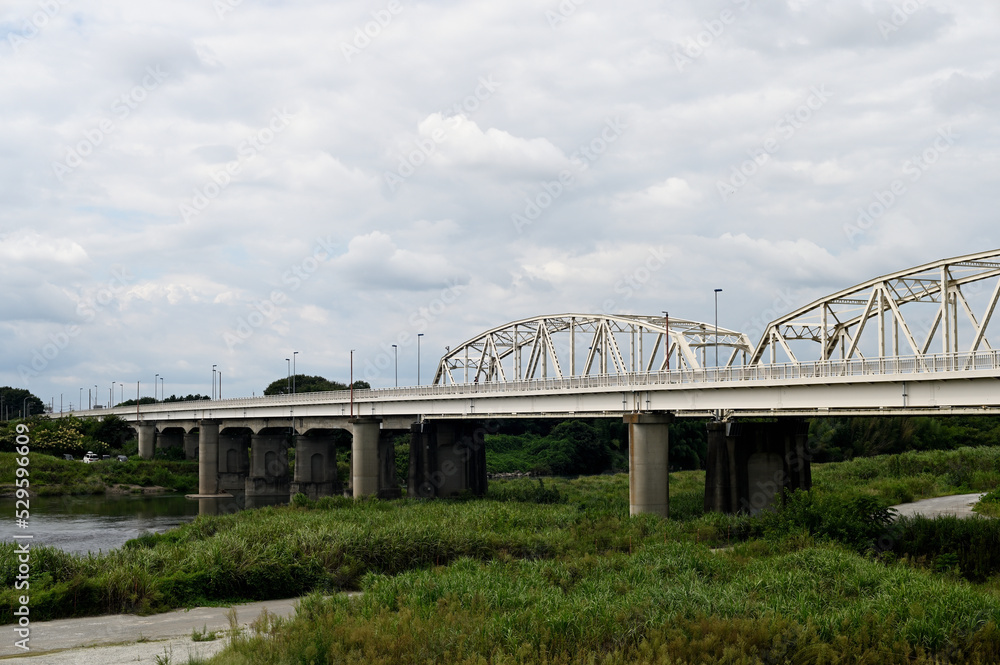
[0,493,222,555]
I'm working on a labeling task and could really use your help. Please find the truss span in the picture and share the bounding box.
[750,248,1000,366]
[433,313,754,385]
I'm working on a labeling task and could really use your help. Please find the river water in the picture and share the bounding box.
[0,493,207,555]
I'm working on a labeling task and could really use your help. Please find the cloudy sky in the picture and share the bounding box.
[2,0,998,408]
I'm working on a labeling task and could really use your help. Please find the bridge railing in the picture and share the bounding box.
[62,349,999,417]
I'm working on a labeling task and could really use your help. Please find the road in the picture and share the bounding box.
[891,493,987,519]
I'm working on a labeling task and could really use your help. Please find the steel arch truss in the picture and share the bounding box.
[433,314,754,385]
[750,249,1000,365]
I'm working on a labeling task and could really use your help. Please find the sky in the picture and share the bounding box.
[1,0,998,408]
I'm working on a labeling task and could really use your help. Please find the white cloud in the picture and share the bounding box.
[0,0,997,395]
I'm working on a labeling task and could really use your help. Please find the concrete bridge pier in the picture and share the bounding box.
[625,413,671,518]
[408,421,487,498]
[245,432,290,505]
[183,431,199,460]
[351,418,381,497]
[157,429,184,452]
[137,423,156,460]
[378,430,402,499]
[290,433,341,500]
[703,419,811,515]
[218,430,250,493]
[198,420,221,495]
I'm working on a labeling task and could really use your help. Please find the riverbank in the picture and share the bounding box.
[2,447,999,662]
[0,452,197,497]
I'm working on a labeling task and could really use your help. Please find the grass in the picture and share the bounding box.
[3,446,1000,662]
[0,451,197,495]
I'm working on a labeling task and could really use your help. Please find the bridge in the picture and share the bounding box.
[65,249,1000,516]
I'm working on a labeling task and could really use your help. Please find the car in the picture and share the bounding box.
[116,455,128,463]
[82,451,99,463]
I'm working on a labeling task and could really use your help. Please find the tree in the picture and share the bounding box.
[263,375,370,396]
[0,387,45,419]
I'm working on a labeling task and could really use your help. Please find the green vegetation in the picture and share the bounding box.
[976,487,1000,518]
[0,387,44,419]
[1,446,999,663]
[1,414,134,457]
[262,375,370,396]
[0,451,196,495]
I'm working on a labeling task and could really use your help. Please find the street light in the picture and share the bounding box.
[212,365,217,399]
[160,377,164,401]
[94,385,98,408]
[714,289,723,367]
[293,351,298,394]
[392,344,398,387]
[662,311,670,372]
[155,374,159,401]
[417,334,424,385]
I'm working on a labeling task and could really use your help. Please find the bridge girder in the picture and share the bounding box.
[749,249,1000,365]
[432,313,754,385]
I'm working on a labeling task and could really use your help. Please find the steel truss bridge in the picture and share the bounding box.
[71,249,1000,423]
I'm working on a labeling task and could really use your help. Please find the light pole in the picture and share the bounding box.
[212,365,217,399]
[417,333,424,385]
[285,358,290,394]
[714,289,723,367]
[110,382,114,407]
[392,344,398,387]
[350,349,354,416]
[293,351,298,394]
[94,385,98,408]
[160,377,164,401]
[120,384,124,403]
[662,311,670,372]
[155,374,159,401]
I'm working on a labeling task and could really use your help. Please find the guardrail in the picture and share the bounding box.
[62,349,1000,418]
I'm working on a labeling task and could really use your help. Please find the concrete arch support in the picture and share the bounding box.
[703,419,812,515]
[625,413,671,518]
[351,418,381,498]
[198,420,221,495]
[183,430,199,460]
[407,421,487,499]
[137,423,156,460]
[245,432,290,502]
[291,433,342,500]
